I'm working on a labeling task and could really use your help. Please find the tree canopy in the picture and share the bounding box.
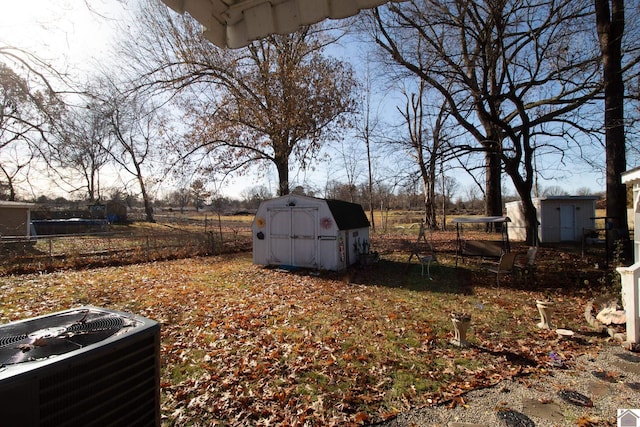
[119,0,357,196]
[371,0,614,243]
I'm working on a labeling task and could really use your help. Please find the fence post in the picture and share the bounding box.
[207,231,217,255]
[617,263,640,344]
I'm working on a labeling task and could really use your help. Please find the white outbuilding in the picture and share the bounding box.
[0,201,35,239]
[505,196,598,243]
[252,194,371,270]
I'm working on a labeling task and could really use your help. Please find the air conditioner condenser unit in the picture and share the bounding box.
[0,306,161,427]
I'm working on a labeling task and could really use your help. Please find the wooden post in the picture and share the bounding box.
[617,264,640,344]
[619,170,640,344]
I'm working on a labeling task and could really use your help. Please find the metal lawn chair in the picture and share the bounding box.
[485,251,518,287]
[407,221,439,280]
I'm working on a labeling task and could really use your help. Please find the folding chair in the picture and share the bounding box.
[418,253,434,279]
[485,251,518,287]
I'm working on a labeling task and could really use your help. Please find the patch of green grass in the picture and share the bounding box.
[389,369,441,397]
[453,357,483,371]
[167,359,207,384]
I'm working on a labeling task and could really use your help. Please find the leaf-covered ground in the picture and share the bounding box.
[0,233,617,426]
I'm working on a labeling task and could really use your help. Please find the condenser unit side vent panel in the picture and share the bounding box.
[39,333,160,427]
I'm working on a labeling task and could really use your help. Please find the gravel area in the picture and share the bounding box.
[376,342,640,427]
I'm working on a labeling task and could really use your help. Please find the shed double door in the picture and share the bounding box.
[267,207,318,267]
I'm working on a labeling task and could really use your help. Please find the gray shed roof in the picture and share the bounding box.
[324,199,370,230]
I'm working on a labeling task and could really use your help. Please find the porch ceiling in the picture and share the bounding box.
[160,0,392,48]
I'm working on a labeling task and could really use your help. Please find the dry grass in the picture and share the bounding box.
[0,230,621,425]
[0,218,252,275]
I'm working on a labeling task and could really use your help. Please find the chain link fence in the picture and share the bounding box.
[0,223,252,275]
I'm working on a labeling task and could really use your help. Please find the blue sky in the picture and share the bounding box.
[0,0,608,201]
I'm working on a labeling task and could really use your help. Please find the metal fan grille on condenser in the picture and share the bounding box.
[0,308,138,366]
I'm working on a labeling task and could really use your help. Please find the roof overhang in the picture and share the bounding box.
[622,166,640,184]
[0,201,34,209]
[160,0,393,48]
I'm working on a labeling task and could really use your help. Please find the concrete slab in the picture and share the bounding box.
[586,379,614,398]
[614,360,640,375]
[615,352,640,363]
[521,398,565,423]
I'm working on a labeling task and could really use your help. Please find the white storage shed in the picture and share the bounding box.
[252,195,370,270]
[505,196,598,243]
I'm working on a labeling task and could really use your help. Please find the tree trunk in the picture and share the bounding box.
[8,184,16,201]
[1,169,16,201]
[483,139,503,227]
[422,166,437,229]
[88,167,97,203]
[504,140,538,245]
[365,135,376,231]
[596,0,630,259]
[275,156,290,196]
[424,103,444,230]
[520,195,538,245]
[139,180,155,222]
[134,164,155,223]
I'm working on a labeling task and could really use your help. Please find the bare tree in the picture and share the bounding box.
[325,181,359,203]
[0,60,56,200]
[463,184,482,212]
[50,97,112,202]
[439,174,458,219]
[395,78,450,229]
[102,84,163,222]
[165,187,190,213]
[240,184,272,209]
[541,185,569,197]
[371,0,605,244]
[332,138,363,203]
[356,59,382,231]
[576,186,596,196]
[0,43,77,202]
[117,0,357,197]
[0,145,34,201]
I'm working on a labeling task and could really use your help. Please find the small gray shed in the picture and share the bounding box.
[0,201,34,239]
[506,196,598,243]
[252,195,370,270]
